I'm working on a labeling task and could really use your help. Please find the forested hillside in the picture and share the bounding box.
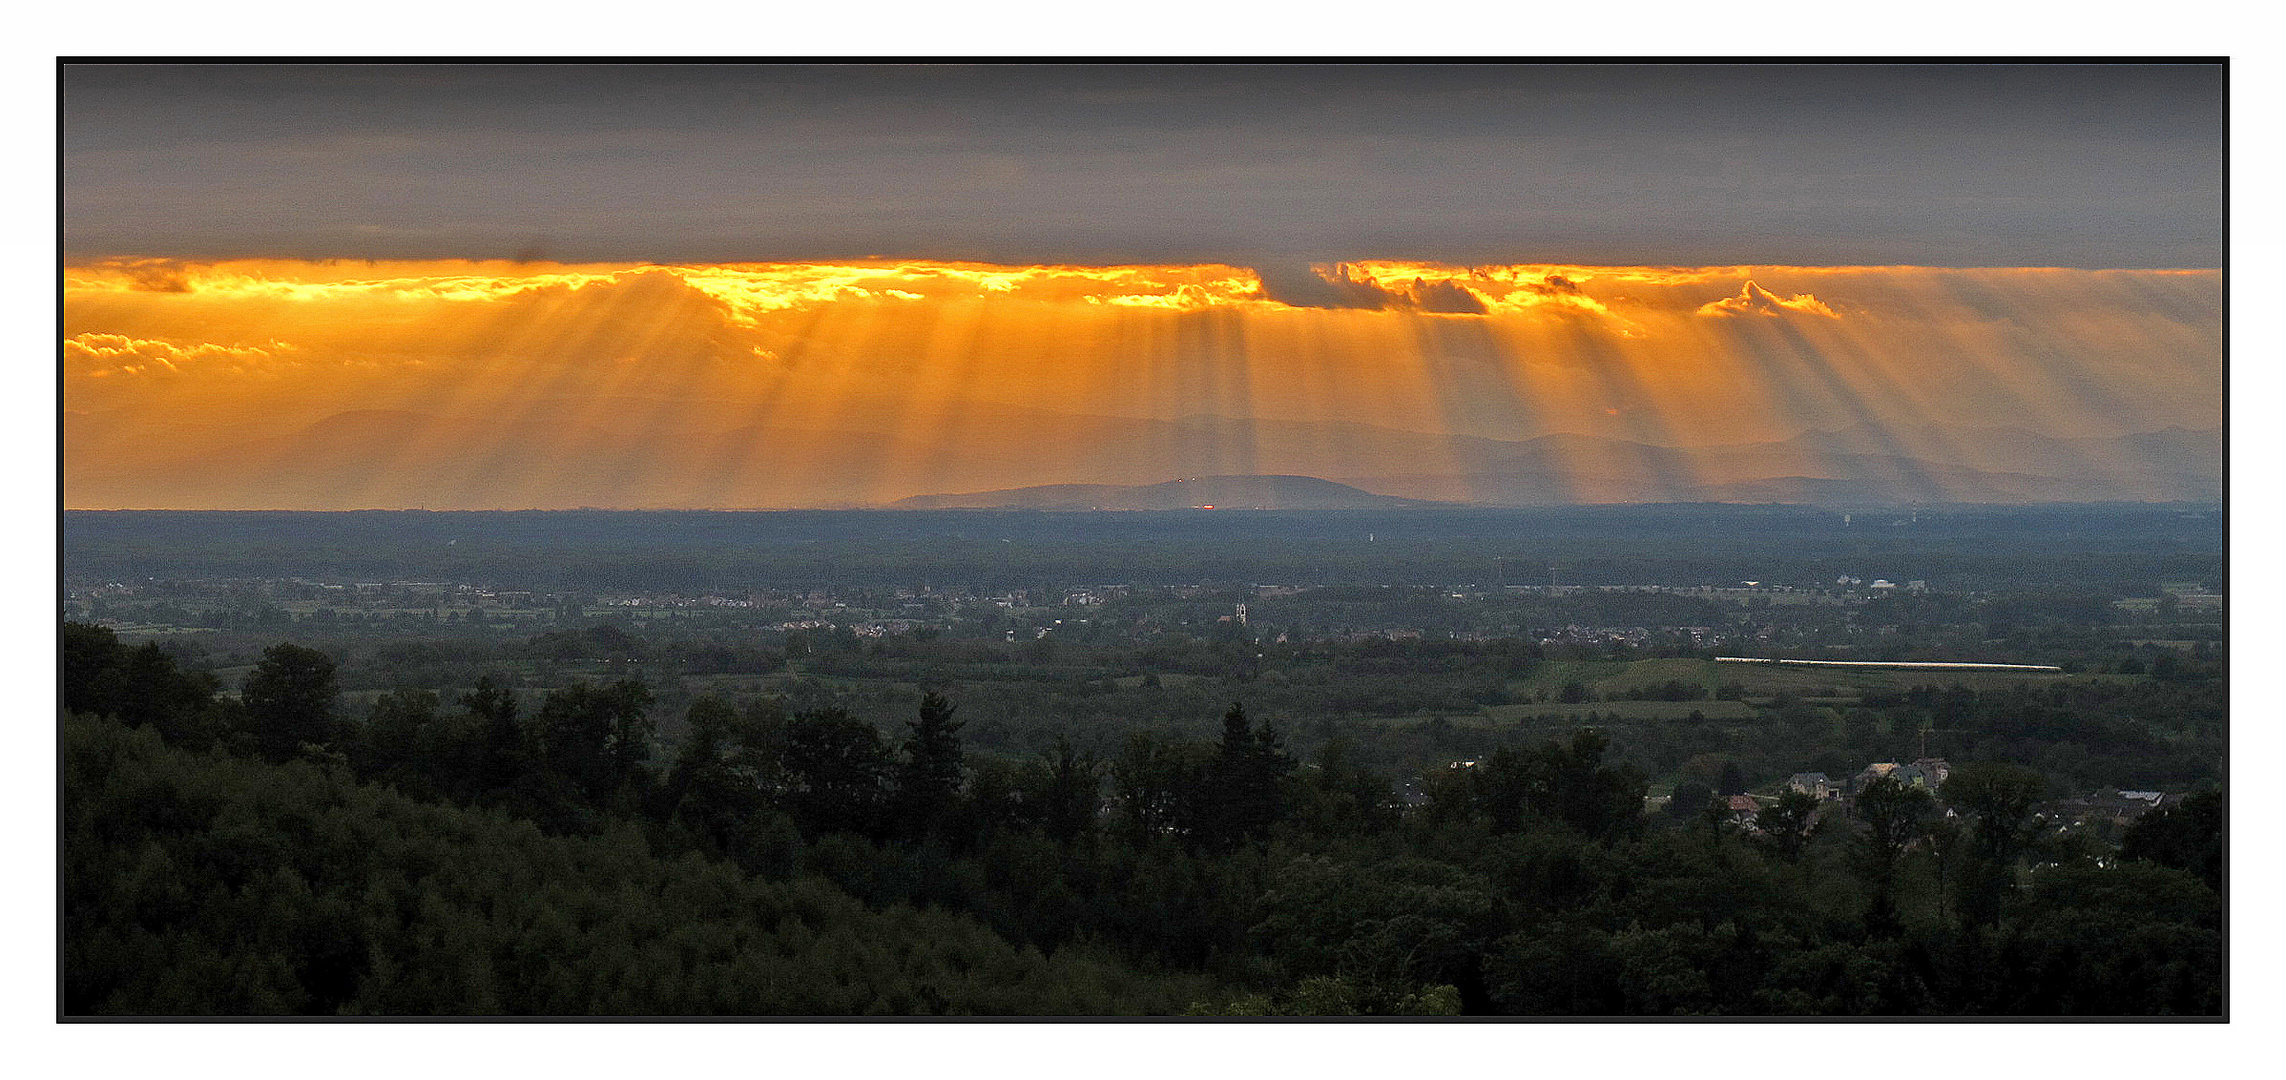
[63,714,1224,1015]
[60,623,2222,1016]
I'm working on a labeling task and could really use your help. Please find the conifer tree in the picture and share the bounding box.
[1202,702,1292,848]
[895,691,966,840]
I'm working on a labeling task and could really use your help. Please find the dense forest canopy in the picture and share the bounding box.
[60,599,2223,1016]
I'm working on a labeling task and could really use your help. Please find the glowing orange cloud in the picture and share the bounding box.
[1695,280,1839,318]
[61,258,2220,510]
[65,332,293,377]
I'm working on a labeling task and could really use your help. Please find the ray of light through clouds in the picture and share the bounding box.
[59,63,2222,510]
[61,257,2220,509]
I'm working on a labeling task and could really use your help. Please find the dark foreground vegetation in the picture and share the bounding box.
[62,621,2222,1016]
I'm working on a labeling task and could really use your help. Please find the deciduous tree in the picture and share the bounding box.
[1853,775,1930,934]
[775,707,890,838]
[242,643,339,761]
[1754,790,1820,861]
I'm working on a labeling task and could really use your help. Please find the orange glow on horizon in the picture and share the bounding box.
[63,257,2222,510]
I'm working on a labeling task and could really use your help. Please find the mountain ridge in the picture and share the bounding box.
[891,475,1443,511]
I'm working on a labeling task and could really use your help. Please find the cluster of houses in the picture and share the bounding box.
[1714,758,2180,833]
[1425,755,2182,836]
[2040,789,2171,828]
[1785,759,1954,804]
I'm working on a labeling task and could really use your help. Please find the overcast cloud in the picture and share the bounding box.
[61,63,2224,268]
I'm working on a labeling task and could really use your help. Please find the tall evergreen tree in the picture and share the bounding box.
[1201,702,1292,849]
[895,691,965,840]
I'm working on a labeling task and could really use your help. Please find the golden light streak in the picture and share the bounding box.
[62,258,2221,510]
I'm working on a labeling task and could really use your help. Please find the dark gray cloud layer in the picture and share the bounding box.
[62,63,2224,267]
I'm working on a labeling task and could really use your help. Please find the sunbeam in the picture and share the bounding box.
[63,258,2221,510]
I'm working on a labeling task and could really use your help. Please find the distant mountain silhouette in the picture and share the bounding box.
[892,475,1443,510]
[64,399,2221,510]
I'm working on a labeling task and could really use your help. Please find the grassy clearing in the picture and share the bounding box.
[110,623,226,636]
[1687,659,2087,696]
[679,671,809,695]
[1591,657,1736,688]
[1506,657,2105,712]
[1503,660,1636,695]
[1112,673,1207,689]
[1483,699,1757,722]
[1361,713,1510,731]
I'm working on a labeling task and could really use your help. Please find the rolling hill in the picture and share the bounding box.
[892,475,1441,510]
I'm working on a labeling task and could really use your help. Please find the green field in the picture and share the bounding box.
[1482,699,1757,722]
[1364,712,1509,731]
[1704,662,2089,695]
[1111,672,1208,689]
[1507,657,2097,703]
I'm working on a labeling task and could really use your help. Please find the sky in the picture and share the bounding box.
[63,63,2222,269]
[58,63,2226,510]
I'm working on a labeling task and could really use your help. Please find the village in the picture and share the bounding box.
[1720,758,2178,852]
